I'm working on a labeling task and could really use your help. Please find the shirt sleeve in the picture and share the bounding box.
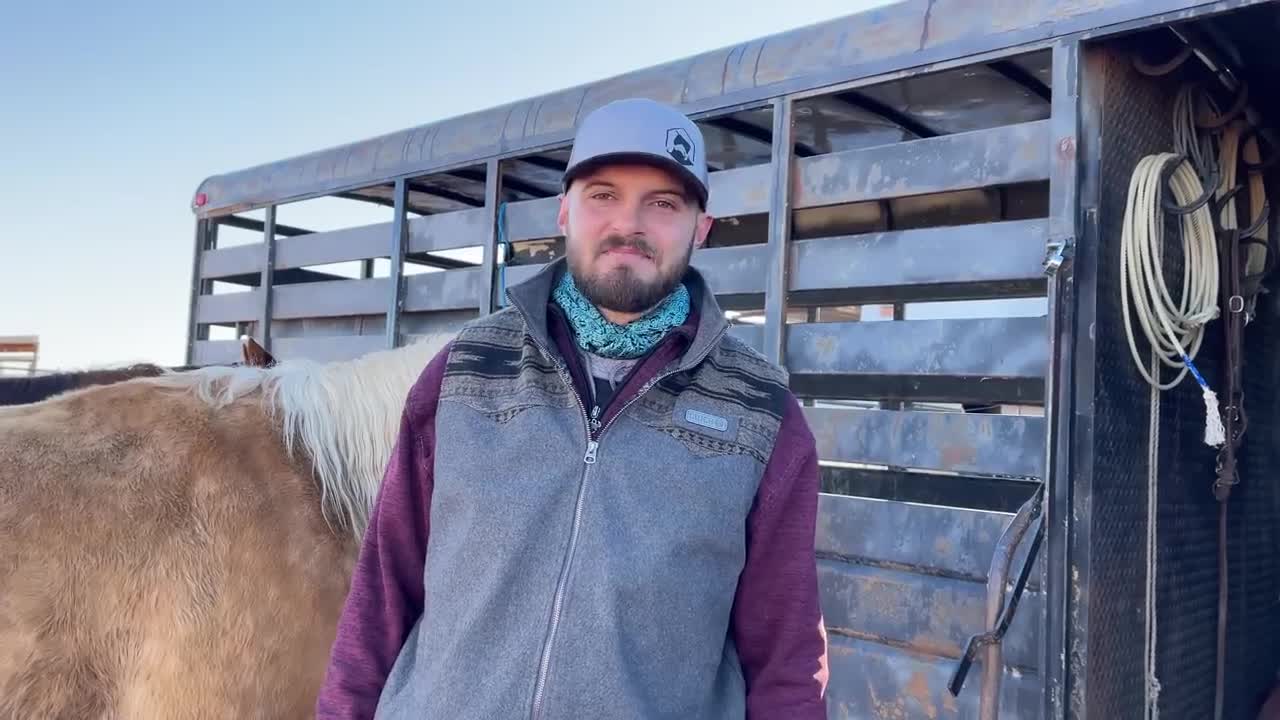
[314,342,451,719]
[731,391,830,718]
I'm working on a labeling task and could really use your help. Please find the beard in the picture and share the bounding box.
[567,233,692,315]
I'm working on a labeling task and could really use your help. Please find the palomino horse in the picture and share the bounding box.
[0,332,451,719]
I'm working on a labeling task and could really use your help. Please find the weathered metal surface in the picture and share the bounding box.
[200,243,263,280]
[705,163,771,218]
[504,197,561,242]
[272,278,391,320]
[825,634,1042,719]
[408,206,491,254]
[787,317,1048,379]
[387,179,410,349]
[816,493,1042,585]
[273,222,392,270]
[790,219,1049,295]
[192,1,1254,217]
[692,245,770,296]
[271,334,388,363]
[191,339,240,366]
[762,96,795,364]
[805,407,1045,478]
[817,559,1042,671]
[792,120,1050,209]
[403,268,485,313]
[1040,40,1082,720]
[258,206,277,350]
[479,158,501,315]
[196,289,261,325]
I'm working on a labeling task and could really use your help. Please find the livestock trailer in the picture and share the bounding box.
[185,1,1280,717]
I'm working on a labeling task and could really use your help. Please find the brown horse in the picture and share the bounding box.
[0,364,171,406]
[0,337,276,407]
[0,332,451,719]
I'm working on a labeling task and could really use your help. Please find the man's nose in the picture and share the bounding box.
[606,200,645,236]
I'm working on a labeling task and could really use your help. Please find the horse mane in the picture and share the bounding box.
[143,333,452,540]
[0,364,169,406]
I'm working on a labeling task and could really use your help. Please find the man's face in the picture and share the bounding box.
[558,162,714,317]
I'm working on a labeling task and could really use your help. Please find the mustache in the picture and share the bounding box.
[598,235,655,258]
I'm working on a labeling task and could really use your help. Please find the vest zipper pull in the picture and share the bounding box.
[589,406,602,433]
[584,440,599,464]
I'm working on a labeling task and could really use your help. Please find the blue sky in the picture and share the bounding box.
[0,1,893,370]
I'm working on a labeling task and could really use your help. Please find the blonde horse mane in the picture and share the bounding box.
[145,333,452,540]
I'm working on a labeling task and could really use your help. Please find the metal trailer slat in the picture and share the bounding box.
[200,243,264,280]
[190,339,241,366]
[271,278,391,320]
[403,267,486,313]
[817,558,1043,671]
[806,407,1045,479]
[786,317,1047,379]
[815,493,1041,586]
[793,119,1050,208]
[195,289,261,325]
[789,219,1049,299]
[273,223,392,270]
[824,634,1042,720]
[408,207,492,254]
[270,334,388,363]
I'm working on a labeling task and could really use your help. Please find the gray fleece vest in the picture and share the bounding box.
[374,263,790,720]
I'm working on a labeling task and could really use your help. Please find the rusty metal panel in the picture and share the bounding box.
[403,268,484,313]
[271,278,391,320]
[792,120,1051,210]
[692,245,769,296]
[274,223,392,270]
[407,207,491,254]
[788,317,1047,379]
[816,493,1041,584]
[271,334,388,363]
[705,163,771,218]
[191,339,241,366]
[824,634,1042,719]
[195,290,261,325]
[790,219,1048,294]
[200,243,264,280]
[505,197,561,242]
[806,407,1045,478]
[818,559,1042,670]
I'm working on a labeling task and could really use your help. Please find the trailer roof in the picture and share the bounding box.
[190,0,1257,218]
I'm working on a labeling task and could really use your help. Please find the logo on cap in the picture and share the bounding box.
[665,128,695,167]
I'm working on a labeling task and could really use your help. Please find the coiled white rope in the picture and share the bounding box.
[1119,151,1226,446]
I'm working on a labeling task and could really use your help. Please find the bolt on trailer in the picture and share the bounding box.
[185,1,1280,717]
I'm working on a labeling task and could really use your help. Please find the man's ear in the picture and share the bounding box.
[557,193,570,236]
[693,212,715,249]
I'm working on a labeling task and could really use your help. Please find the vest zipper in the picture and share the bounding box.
[523,333,594,720]
[523,323,726,719]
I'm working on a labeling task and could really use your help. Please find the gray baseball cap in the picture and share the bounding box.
[562,97,710,208]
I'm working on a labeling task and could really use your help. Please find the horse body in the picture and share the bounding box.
[0,334,450,719]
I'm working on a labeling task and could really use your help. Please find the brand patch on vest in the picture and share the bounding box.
[684,408,729,432]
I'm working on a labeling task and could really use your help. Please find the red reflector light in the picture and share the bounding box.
[194,192,208,207]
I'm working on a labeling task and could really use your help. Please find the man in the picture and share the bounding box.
[314,97,829,719]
